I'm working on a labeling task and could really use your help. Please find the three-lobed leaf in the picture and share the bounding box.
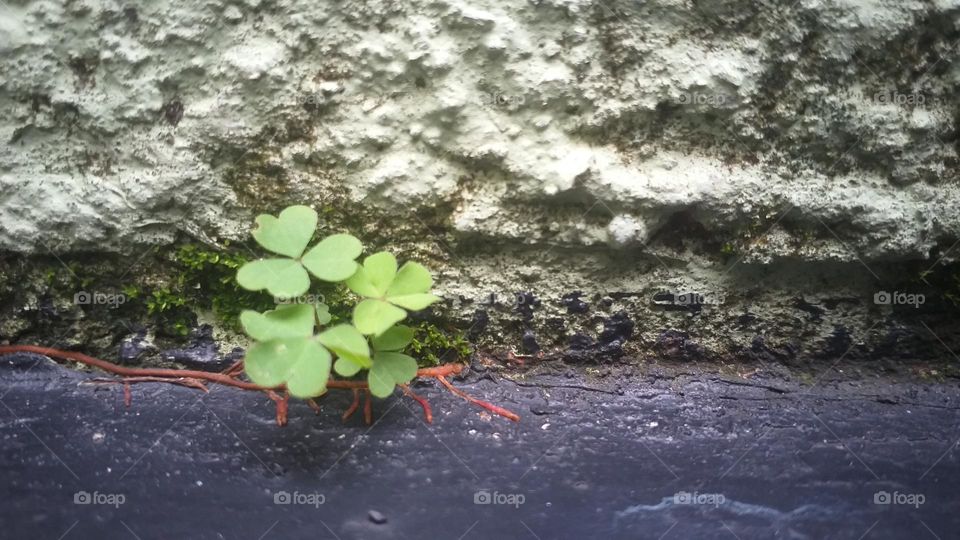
[237,206,363,297]
[348,254,440,335]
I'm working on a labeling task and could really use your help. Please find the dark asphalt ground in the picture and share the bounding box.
[1,352,958,540]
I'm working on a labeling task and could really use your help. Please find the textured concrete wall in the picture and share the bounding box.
[1,1,959,360]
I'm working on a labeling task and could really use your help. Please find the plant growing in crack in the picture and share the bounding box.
[236,204,439,400]
[0,205,520,426]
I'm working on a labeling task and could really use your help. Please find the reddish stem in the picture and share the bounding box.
[0,344,519,424]
[437,376,520,422]
[342,389,361,422]
[400,384,433,423]
[363,389,372,425]
[0,345,267,390]
[87,376,209,393]
[265,390,288,427]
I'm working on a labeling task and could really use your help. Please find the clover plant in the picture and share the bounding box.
[236,205,440,399]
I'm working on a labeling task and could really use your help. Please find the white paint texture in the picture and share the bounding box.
[0,0,957,267]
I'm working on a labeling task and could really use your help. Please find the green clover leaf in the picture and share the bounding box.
[237,258,311,298]
[347,253,440,335]
[367,351,418,398]
[236,206,363,297]
[234,205,442,403]
[244,337,331,398]
[315,302,332,326]
[371,325,414,352]
[317,324,372,376]
[239,304,315,341]
[301,234,363,282]
[252,205,318,258]
[352,300,407,338]
[364,325,417,397]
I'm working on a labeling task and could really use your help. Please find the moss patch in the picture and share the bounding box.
[408,322,472,367]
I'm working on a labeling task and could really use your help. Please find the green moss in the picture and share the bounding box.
[166,242,275,330]
[918,264,960,307]
[145,287,188,314]
[408,322,472,367]
[111,242,274,336]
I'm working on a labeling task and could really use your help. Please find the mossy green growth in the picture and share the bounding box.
[115,242,275,336]
[408,322,472,367]
[168,242,275,330]
[144,287,188,314]
[917,263,960,307]
[121,285,189,337]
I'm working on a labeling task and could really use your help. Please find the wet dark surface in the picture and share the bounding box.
[1,352,959,540]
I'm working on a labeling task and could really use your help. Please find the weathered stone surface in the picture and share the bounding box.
[1,0,958,358]
[3,0,957,254]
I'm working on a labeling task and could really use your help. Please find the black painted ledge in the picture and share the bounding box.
[1,352,958,540]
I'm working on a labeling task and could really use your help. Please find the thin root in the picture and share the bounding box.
[342,389,361,422]
[0,345,518,426]
[400,384,433,423]
[87,376,210,393]
[363,389,372,425]
[437,376,520,422]
[265,390,289,427]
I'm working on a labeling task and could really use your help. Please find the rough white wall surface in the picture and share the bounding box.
[1,0,958,265]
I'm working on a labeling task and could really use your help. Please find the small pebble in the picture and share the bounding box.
[530,403,550,415]
[368,510,387,524]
